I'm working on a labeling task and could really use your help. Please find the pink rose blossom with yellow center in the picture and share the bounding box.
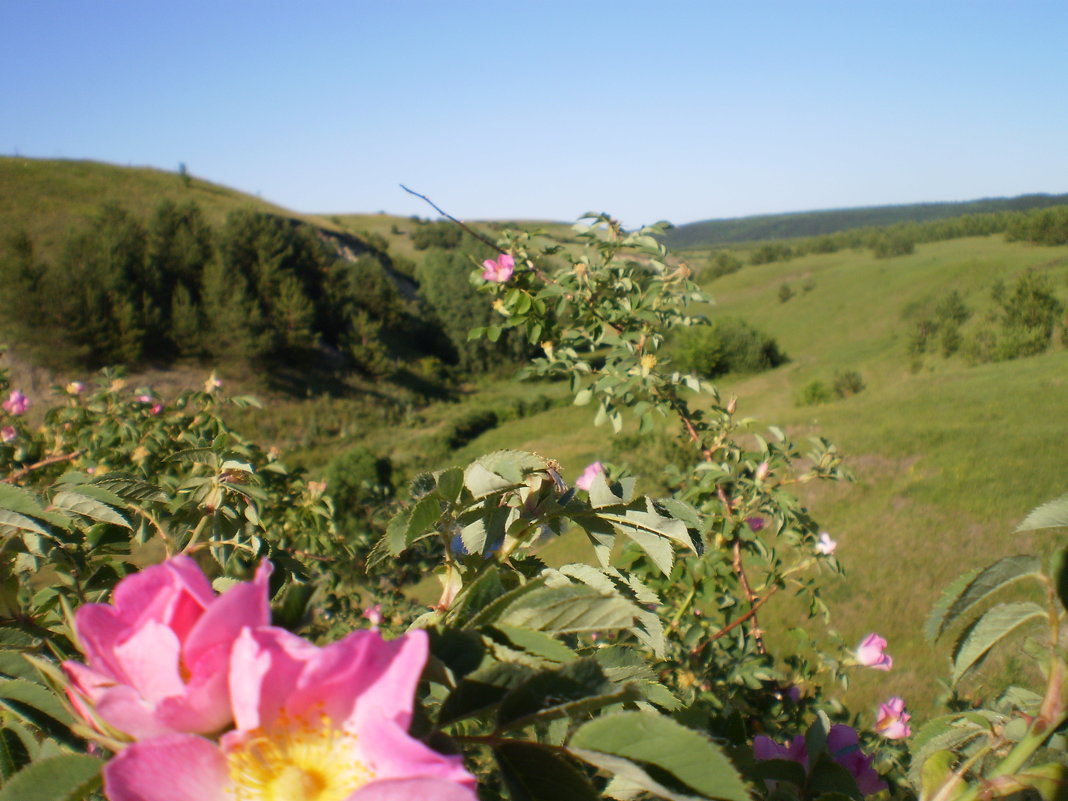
[875,696,911,739]
[103,627,477,801]
[481,253,515,283]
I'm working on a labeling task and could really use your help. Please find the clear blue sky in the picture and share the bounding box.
[3,1,1066,227]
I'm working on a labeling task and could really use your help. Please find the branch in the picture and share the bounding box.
[3,451,81,483]
[400,185,501,252]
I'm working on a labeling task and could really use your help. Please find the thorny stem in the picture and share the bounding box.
[400,185,501,253]
[2,451,81,483]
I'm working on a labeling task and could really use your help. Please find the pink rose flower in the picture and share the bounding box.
[137,394,153,404]
[481,253,515,283]
[63,557,271,739]
[363,603,384,628]
[875,696,911,739]
[1,426,16,443]
[827,724,888,795]
[2,390,29,416]
[754,725,886,796]
[575,461,605,491]
[103,627,477,801]
[150,403,163,416]
[67,381,86,395]
[746,516,766,532]
[816,532,837,555]
[856,633,892,670]
[753,733,807,766]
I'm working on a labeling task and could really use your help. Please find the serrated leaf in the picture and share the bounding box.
[569,712,750,801]
[0,727,30,780]
[499,585,638,634]
[435,467,464,505]
[0,485,47,518]
[920,750,959,799]
[51,491,130,529]
[0,754,102,801]
[496,742,601,801]
[493,624,577,664]
[0,509,50,537]
[405,496,442,544]
[933,556,1041,641]
[925,567,982,642]
[1016,492,1068,532]
[952,602,1047,684]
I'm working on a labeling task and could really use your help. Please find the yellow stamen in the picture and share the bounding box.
[226,713,374,801]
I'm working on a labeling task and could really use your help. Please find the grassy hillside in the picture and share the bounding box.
[664,193,1068,249]
[0,157,345,255]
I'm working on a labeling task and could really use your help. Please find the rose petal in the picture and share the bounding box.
[104,734,228,801]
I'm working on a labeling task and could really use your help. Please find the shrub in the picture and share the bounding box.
[797,379,833,406]
[411,220,462,250]
[673,318,787,378]
[323,446,393,514]
[871,232,915,258]
[832,369,865,398]
[778,282,795,303]
[706,250,743,279]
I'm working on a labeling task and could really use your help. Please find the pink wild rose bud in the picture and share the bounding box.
[481,253,515,283]
[746,516,766,532]
[0,426,16,443]
[856,633,892,670]
[875,696,912,739]
[2,390,29,416]
[755,461,770,481]
[362,603,384,628]
[575,461,605,491]
[150,403,163,415]
[816,532,837,555]
[62,556,272,740]
[66,381,85,395]
[102,627,478,801]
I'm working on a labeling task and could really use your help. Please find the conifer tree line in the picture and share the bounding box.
[0,201,521,376]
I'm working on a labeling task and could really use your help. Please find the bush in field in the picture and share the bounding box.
[833,369,866,398]
[871,230,915,258]
[673,317,787,378]
[706,250,743,279]
[797,378,833,406]
[778,281,796,303]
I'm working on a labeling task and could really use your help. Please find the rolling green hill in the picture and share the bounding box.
[0,156,353,256]
[664,193,1068,249]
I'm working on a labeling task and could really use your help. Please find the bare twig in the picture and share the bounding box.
[3,451,81,483]
[400,184,501,252]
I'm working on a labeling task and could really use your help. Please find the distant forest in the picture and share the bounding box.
[663,193,1068,249]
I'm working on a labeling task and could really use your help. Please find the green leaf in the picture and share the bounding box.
[573,389,593,406]
[930,556,1040,641]
[952,602,1047,684]
[51,491,130,529]
[1051,548,1068,612]
[435,467,464,505]
[0,727,30,780]
[1016,492,1068,532]
[925,567,982,642]
[499,585,638,635]
[405,496,442,544]
[0,754,102,801]
[0,485,47,519]
[920,750,959,800]
[495,742,600,801]
[493,624,576,664]
[806,756,861,801]
[569,712,750,801]
[0,509,50,538]
[497,658,636,730]
[464,451,547,498]
[0,678,72,725]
